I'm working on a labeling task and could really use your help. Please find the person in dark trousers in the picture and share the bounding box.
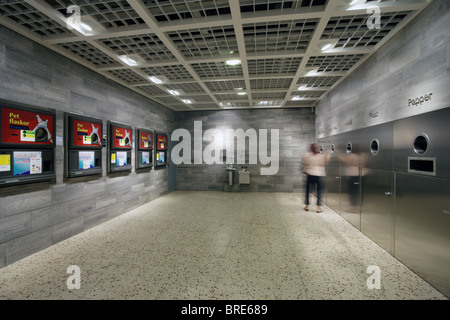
[302,143,331,213]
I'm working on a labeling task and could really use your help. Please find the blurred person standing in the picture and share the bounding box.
[302,143,331,213]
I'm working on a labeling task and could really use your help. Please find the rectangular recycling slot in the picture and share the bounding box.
[408,157,436,176]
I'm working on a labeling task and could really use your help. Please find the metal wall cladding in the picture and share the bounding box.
[318,135,341,212]
[359,122,394,172]
[395,173,450,298]
[338,131,362,230]
[317,107,450,297]
[394,107,450,179]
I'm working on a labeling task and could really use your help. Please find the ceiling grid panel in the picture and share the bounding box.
[0,0,432,111]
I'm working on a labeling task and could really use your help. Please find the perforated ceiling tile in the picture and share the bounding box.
[204,80,247,92]
[248,57,302,75]
[290,90,325,97]
[306,54,365,72]
[243,19,318,53]
[143,0,231,23]
[167,25,238,58]
[240,0,327,13]
[137,85,169,96]
[0,0,428,111]
[47,0,145,29]
[107,68,146,84]
[191,62,244,78]
[186,95,215,102]
[322,11,413,48]
[296,76,341,88]
[219,102,251,108]
[163,83,206,93]
[0,1,71,36]
[141,65,194,81]
[57,41,119,66]
[252,92,286,100]
[214,93,248,101]
[101,34,175,61]
[250,78,293,90]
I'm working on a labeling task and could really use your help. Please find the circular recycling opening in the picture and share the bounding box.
[331,144,335,153]
[346,142,352,154]
[35,128,47,141]
[319,145,323,153]
[370,139,379,156]
[91,133,99,145]
[413,134,429,155]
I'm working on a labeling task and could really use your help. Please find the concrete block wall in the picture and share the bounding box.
[0,26,175,268]
[175,108,315,193]
[315,0,450,138]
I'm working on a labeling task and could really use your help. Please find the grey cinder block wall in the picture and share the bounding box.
[315,0,450,137]
[175,108,315,193]
[0,26,175,268]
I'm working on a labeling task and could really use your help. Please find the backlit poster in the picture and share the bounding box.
[78,151,96,170]
[0,154,11,172]
[112,126,132,149]
[1,107,54,146]
[116,151,127,166]
[72,119,102,147]
[140,131,153,149]
[13,151,42,176]
[157,134,167,150]
[142,151,150,164]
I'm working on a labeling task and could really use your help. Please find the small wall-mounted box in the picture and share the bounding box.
[239,170,250,184]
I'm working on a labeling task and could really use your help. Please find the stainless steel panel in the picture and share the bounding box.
[394,107,450,179]
[361,169,395,254]
[324,135,342,214]
[395,173,450,297]
[338,132,361,229]
[359,122,394,171]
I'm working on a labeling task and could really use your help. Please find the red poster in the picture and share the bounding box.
[140,131,153,150]
[72,119,102,147]
[112,126,132,149]
[1,107,54,146]
[157,134,167,150]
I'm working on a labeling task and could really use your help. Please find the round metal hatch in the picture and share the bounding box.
[413,133,430,155]
[346,142,352,154]
[370,139,379,156]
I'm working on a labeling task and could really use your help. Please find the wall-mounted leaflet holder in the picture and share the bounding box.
[108,121,132,173]
[0,99,56,187]
[154,132,168,168]
[136,128,153,170]
[65,113,103,178]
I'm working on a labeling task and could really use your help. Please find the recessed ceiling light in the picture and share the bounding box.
[298,85,309,90]
[292,96,302,101]
[321,43,333,52]
[226,59,241,66]
[305,69,319,76]
[148,76,164,84]
[167,89,180,96]
[182,99,192,104]
[80,22,92,32]
[236,92,247,96]
[118,55,139,66]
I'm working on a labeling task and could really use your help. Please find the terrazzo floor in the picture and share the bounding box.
[0,191,447,300]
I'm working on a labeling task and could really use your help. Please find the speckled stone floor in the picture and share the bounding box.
[0,191,447,300]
